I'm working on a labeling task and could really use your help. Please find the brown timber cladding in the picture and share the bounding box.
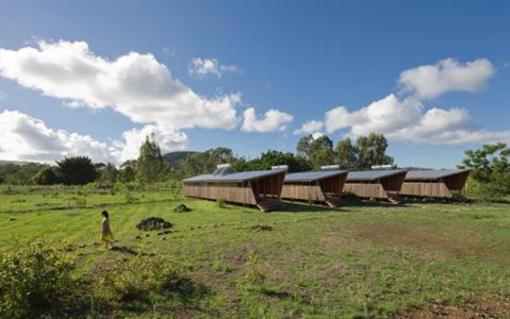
[182,183,257,205]
[344,172,406,199]
[281,174,346,202]
[281,184,325,201]
[181,171,286,209]
[401,170,470,198]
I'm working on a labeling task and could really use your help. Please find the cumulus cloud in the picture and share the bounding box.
[0,40,241,130]
[117,124,188,163]
[188,57,241,79]
[398,58,495,99]
[321,58,510,145]
[0,109,116,163]
[325,95,422,136]
[323,95,510,145]
[0,109,188,164]
[293,120,324,135]
[241,107,294,133]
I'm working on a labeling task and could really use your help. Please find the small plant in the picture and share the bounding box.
[217,198,226,208]
[244,252,266,286]
[68,196,87,208]
[125,193,139,203]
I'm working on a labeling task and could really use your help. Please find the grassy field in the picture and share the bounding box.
[1,186,509,318]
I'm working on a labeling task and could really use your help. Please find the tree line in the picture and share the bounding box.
[2,130,510,199]
[0,133,394,185]
[179,133,394,176]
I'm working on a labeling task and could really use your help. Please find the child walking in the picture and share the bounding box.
[101,210,114,249]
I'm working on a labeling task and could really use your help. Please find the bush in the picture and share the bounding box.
[32,167,61,185]
[244,252,266,286]
[0,240,75,317]
[90,255,183,303]
[217,198,226,208]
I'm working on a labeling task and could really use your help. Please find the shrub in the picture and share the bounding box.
[0,240,75,317]
[217,198,226,208]
[32,167,61,185]
[244,252,266,286]
[90,255,183,303]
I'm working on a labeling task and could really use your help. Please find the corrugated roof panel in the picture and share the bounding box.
[405,169,470,181]
[183,169,285,183]
[346,169,407,182]
[285,170,347,182]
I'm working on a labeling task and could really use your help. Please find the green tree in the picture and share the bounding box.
[334,138,358,169]
[0,163,48,185]
[136,136,168,183]
[231,150,311,172]
[99,163,118,186]
[356,133,393,169]
[462,143,510,196]
[181,147,235,177]
[118,160,136,183]
[56,156,98,185]
[32,167,61,185]
[297,135,335,169]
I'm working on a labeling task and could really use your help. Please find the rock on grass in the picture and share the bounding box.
[136,217,173,231]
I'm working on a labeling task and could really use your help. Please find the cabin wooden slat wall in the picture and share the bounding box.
[281,172,347,205]
[182,170,286,211]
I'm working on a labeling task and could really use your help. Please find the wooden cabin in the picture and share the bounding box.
[281,168,348,207]
[344,170,407,203]
[181,166,286,212]
[401,169,471,198]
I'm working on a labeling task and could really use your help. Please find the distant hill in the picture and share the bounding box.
[0,160,30,166]
[163,151,198,169]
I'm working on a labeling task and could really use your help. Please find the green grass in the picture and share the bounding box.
[1,186,509,318]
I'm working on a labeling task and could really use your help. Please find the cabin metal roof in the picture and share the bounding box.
[182,169,285,183]
[284,170,348,183]
[346,169,407,182]
[405,169,470,181]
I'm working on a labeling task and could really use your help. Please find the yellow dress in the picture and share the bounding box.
[101,217,114,242]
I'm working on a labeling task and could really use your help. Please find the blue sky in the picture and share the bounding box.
[0,1,508,168]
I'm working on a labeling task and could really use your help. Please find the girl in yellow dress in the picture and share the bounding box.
[101,210,114,249]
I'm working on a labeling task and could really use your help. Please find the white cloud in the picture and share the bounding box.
[324,95,510,145]
[0,109,188,164]
[311,132,325,140]
[293,120,324,135]
[322,58,509,145]
[241,107,294,133]
[0,40,240,130]
[325,95,422,135]
[0,109,116,163]
[398,58,495,99]
[188,57,241,79]
[384,107,510,145]
[118,124,188,163]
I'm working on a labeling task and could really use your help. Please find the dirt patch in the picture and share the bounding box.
[355,222,510,265]
[136,217,173,231]
[250,224,273,232]
[393,295,510,318]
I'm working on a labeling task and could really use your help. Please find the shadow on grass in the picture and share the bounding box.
[277,201,343,213]
[402,196,473,205]
[110,245,138,255]
[341,197,410,208]
[165,277,214,305]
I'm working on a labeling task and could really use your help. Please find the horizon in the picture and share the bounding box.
[0,1,509,169]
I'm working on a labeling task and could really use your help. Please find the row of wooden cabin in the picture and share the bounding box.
[182,166,470,211]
